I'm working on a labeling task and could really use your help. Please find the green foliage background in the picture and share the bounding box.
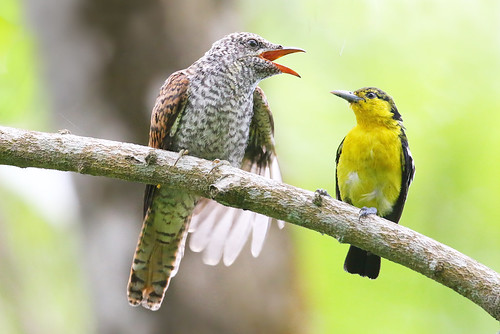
[1,0,499,332]
[241,0,500,332]
[0,1,92,333]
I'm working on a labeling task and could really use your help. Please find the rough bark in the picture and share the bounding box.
[1,125,499,321]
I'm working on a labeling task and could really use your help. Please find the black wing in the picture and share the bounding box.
[384,128,415,223]
[335,137,346,202]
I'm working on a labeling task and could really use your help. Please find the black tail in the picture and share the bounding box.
[343,246,380,279]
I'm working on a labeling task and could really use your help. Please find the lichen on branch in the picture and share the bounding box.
[0,125,499,320]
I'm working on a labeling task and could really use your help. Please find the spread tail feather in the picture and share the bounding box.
[128,188,197,310]
[343,245,380,279]
[127,218,190,311]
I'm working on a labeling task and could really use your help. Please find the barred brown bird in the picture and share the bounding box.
[127,32,304,310]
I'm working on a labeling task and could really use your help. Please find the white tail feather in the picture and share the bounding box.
[189,207,220,252]
[251,213,271,257]
[187,157,283,265]
[202,210,235,265]
[223,210,254,266]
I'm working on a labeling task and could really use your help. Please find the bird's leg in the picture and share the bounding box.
[313,188,331,206]
[209,158,230,174]
[359,206,378,219]
[174,149,189,166]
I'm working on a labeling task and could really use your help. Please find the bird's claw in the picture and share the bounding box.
[359,206,378,220]
[174,149,189,166]
[313,188,331,206]
[209,158,230,173]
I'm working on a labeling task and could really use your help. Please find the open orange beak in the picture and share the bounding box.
[259,48,305,77]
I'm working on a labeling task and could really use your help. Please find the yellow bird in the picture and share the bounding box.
[331,87,415,279]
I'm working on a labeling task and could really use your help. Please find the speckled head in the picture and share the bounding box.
[201,32,304,80]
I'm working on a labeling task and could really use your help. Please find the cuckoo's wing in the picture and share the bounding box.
[241,86,282,181]
[188,86,283,266]
[143,71,189,217]
[128,71,191,310]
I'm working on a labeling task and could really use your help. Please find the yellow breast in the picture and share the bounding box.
[337,124,402,216]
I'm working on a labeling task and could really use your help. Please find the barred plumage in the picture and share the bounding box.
[127,32,303,310]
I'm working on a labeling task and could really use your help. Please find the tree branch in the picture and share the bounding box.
[0,125,499,320]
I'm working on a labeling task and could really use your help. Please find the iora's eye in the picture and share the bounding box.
[247,39,259,48]
[366,92,377,99]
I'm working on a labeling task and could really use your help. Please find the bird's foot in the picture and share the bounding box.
[313,188,331,206]
[174,149,189,166]
[359,206,378,221]
[209,158,230,173]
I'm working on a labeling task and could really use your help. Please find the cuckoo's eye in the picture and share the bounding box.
[247,39,259,48]
[366,92,377,99]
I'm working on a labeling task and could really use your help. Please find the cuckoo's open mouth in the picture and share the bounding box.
[259,48,305,77]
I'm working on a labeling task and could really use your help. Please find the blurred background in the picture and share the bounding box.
[1,0,499,333]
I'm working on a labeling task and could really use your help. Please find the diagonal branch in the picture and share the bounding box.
[0,125,499,320]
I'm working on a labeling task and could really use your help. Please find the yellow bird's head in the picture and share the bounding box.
[331,87,402,126]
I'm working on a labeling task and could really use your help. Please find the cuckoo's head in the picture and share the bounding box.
[204,32,304,80]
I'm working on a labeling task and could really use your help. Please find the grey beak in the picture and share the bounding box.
[331,90,363,103]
